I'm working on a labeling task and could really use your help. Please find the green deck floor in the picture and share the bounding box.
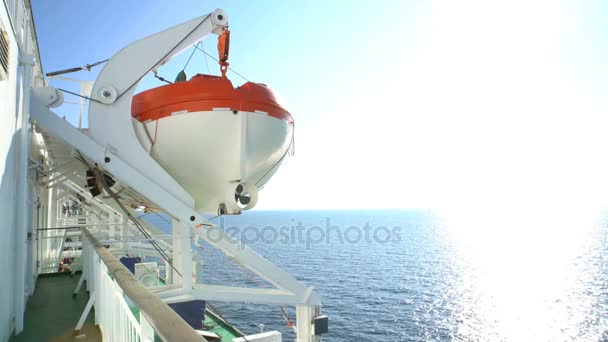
[203,311,242,341]
[11,272,100,342]
[12,272,240,341]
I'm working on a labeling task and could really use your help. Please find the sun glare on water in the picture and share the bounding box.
[422,2,608,338]
[438,207,608,341]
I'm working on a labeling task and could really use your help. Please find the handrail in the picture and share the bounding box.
[81,228,205,342]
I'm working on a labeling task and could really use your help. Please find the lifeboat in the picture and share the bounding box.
[130,30,293,215]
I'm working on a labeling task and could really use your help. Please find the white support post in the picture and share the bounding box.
[120,216,127,252]
[75,291,95,331]
[166,258,174,285]
[43,186,56,273]
[296,305,321,342]
[14,41,35,333]
[172,220,192,290]
[140,312,155,342]
[114,214,120,241]
[73,273,85,297]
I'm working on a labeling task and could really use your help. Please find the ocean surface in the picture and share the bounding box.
[144,209,608,341]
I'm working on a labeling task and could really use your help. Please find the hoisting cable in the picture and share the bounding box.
[45,58,109,77]
[56,87,102,104]
[240,268,295,331]
[192,228,296,332]
[188,242,251,340]
[189,244,253,341]
[140,208,172,224]
[279,306,296,331]
[100,179,181,277]
[254,126,295,187]
[74,150,182,278]
[116,13,212,101]
[206,305,250,342]
[201,41,211,74]
[193,44,250,82]
[289,124,296,157]
[174,42,201,83]
[183,42,200,71]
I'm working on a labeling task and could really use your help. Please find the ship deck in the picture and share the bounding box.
[10,272,101,342]
[11,271,241,341]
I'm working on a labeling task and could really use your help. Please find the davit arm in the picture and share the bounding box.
[30,10,326,341]
[87,9,228,211]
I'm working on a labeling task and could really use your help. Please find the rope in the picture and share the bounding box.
[193,44,250,82]
[201,41,211,74]
[103,184,181,277]
[289,125,296,156]
[190,243,253,341]
[74,150,181,278]
[279,306,295,330]
[254,126,295,187]
[57,88,102,104]
[103,189,176,272]
[139,210,171,225]
[192,224,295,332]
[183,42,200,71]
[116,13,213,101]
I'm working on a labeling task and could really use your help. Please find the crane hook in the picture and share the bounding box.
[217,28,230,78]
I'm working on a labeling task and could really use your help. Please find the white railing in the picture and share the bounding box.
[79,228,204,342]
[37,230,82,273]
[37,210,85,274]
[85,241,143,342]
[82,234,160,342]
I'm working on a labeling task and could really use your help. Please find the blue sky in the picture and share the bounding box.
[31,1,608,211]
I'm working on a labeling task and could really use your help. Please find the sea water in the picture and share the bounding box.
[143,209,608,341]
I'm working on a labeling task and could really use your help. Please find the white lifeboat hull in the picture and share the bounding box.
[132,109,292,214]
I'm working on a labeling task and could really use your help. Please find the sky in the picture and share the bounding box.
[31,1,608,212]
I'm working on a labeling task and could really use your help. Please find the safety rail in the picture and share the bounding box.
[93,253,142,342]
[37,213,86,274]
[37,231,82,273]
[80,228,205,342]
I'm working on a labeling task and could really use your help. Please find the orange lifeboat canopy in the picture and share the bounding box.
[131,74,293,124]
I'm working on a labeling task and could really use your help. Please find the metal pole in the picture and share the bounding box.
[14,15,34,332]
[36,223,126,230]
[79,97,83,129]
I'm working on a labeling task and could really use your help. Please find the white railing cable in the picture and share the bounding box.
[80,228,205,342]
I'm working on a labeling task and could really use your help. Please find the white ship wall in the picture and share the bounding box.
[0,1,45,340]
[0,4,21,340]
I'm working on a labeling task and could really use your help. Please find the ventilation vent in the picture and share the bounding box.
[0,28,9,80]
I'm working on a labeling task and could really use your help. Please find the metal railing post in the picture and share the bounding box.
[80,228,205,341]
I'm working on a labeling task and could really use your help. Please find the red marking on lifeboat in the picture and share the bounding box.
[131,74,293,124]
